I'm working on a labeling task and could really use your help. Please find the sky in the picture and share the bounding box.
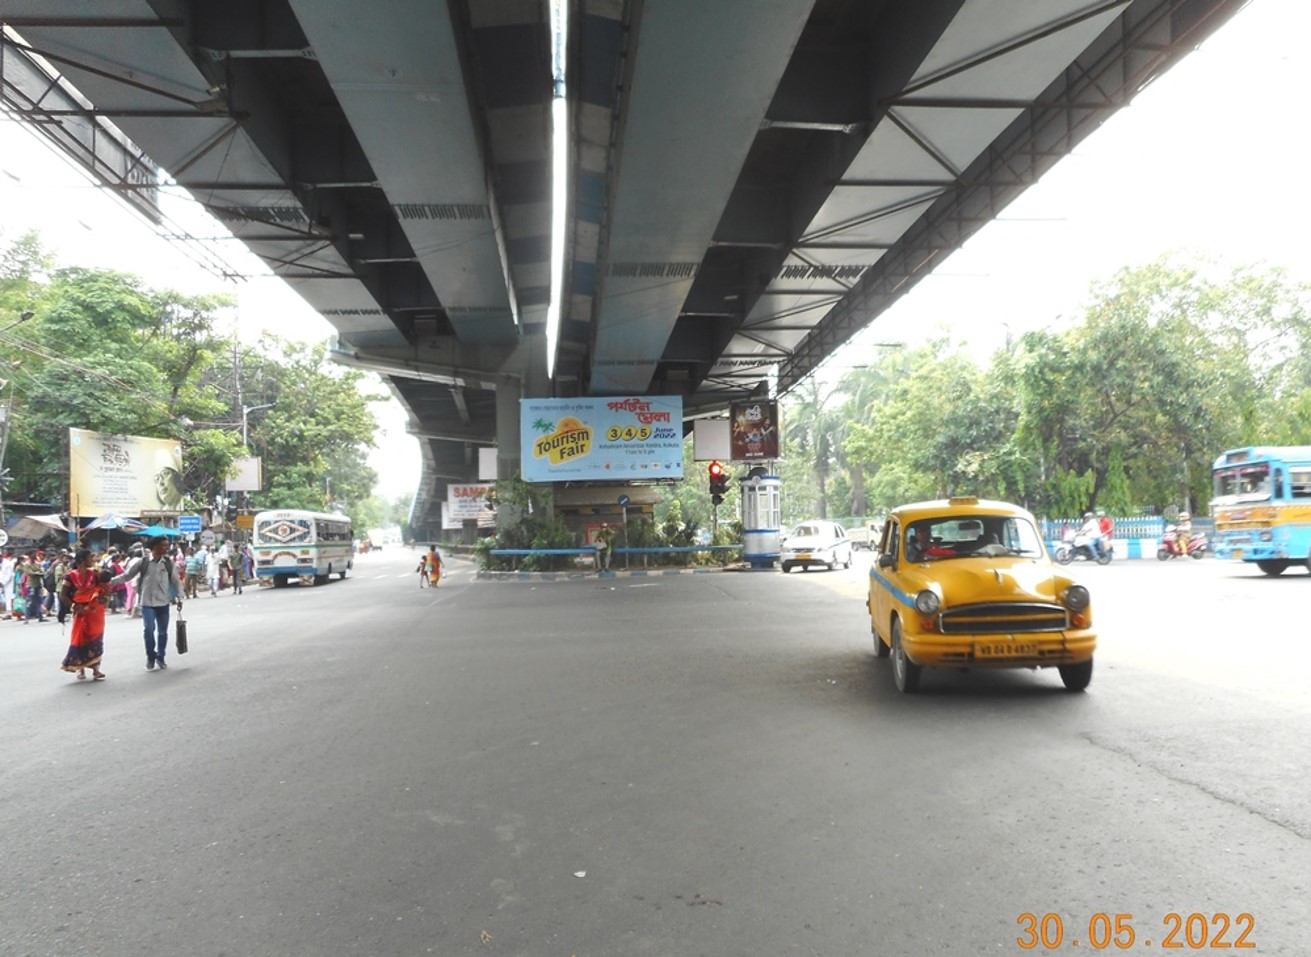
[1,0,1306,495]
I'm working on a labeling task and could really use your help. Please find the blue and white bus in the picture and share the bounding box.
[252,509,354,586]
[1211,446,1311,576]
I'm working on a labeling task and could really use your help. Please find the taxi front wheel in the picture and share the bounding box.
[891,620,921,693]
[1059,658,1093,692]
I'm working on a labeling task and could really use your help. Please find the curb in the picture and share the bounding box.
[476,565,740,582]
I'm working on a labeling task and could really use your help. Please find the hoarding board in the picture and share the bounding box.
[225,456,263,492]
[730,400,780,460]
[447,483,496,521]
[68,428,184,517]
[520,396,684,482]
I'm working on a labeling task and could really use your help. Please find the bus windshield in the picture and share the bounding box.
[1213,464,1271,503]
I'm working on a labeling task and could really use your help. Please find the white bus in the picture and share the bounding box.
[252,509,354,586]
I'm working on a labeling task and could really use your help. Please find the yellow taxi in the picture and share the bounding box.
[867,497,1096,693]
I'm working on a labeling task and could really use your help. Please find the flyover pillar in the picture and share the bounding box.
[495,376,522,487]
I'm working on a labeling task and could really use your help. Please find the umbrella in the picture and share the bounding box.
[83,513,147,532]
[136,524,182,538]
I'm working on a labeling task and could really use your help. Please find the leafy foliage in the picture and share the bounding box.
[776,256,1311,519]
[0,236,385,524]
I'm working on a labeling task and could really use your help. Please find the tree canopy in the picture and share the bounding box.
[0,233,385,527]
[774,257,1311,522]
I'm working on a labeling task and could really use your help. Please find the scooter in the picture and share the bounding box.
[1157,525,1209,560]
[1053,531,1112,565]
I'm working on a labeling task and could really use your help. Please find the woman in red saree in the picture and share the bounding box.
[60,550,110,681]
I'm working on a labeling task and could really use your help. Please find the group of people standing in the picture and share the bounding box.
[180,540,253,598]
[1,534,258,683]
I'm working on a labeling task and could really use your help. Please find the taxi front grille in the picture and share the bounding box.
[938,603,1067,635]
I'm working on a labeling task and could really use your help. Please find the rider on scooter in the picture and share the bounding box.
[1096,509,1113,558]
[1080,512,1104,559]
[1176,511,1192,557]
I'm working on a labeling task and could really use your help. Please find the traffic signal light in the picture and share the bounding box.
[708,460,730,505]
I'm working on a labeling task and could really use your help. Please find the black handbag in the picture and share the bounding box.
[175,615,189,654]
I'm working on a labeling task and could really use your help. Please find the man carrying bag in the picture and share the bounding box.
[111,536,182,671]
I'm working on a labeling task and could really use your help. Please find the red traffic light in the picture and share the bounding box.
[708,460,725,479]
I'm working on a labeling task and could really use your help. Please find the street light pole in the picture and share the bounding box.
[241,403,274,448]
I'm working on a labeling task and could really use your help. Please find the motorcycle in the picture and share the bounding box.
[1053,531,1112,565]
[1157,525,1209,560]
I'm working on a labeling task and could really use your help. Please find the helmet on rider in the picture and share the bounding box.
[1083,512,1093,519]
[1095,509,1106,517]
[1178,511,1190,521]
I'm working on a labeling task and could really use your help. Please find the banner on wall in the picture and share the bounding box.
[520,396,684,482]
[68,428,185,517]
[447,483,496,521]
[730,400,779,460]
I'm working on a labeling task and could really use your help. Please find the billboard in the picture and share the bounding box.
[730,400,780,461]
[447,483,496,521]
[68,428,184,517]
[520,396,684,482]
[225,456,263,493]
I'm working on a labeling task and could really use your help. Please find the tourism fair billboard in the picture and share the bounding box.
[520,396,684,482]
[68,428,185,517]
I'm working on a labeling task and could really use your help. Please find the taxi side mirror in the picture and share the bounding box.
[878,554,896,569]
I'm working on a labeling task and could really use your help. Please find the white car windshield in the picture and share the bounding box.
[904,515,1043,561]
[789,524,825,538]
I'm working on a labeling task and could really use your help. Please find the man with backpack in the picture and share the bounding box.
[111,536,182,671]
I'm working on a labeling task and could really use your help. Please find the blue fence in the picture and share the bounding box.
[1041,516,1167,542]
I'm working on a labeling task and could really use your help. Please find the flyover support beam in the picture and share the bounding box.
[495,376,522,492]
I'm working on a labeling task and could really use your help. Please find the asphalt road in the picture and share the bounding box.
[1,550,1307,957]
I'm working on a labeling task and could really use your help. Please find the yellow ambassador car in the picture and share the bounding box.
[867,497,1096,693]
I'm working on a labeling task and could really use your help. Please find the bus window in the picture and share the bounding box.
[1291,468,1311,498]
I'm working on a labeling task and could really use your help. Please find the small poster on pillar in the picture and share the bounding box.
[730,401,779,461]
[520,396,684,482]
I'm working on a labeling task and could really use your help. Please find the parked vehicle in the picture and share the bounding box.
[847,522,881,550]
[1053,531,1112,565]
[780,520,852,572]
[1157,525,1209,560]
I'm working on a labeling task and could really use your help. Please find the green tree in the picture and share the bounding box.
[245,337,381,512]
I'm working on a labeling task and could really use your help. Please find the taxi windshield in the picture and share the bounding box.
[904,515,1043,561]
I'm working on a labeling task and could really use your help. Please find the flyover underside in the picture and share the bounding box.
[0,0,1249,511]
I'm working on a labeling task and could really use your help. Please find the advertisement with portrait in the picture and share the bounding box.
[730,400,779,460]
[520,396,684,482]
[68,428,185,517]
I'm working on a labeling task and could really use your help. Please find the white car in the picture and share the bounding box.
[780,520,853,572]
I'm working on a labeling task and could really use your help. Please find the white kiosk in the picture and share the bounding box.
[740,471,781,569]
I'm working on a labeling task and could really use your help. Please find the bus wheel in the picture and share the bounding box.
[273,574,288,588]
[313,574,329,586]
[1257,561,1288,577]
[339,568,348,580]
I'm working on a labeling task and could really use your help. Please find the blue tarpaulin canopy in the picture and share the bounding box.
[136,524,182,538]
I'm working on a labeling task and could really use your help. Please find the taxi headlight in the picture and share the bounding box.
[1062,585,1090,612]
[914,590,940,615]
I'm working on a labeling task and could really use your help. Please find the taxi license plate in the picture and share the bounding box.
[975,641,1037,658]
[1232,549,1242,561]
[795,553,812,560]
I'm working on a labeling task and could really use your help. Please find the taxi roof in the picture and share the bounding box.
[887,498,1037,523]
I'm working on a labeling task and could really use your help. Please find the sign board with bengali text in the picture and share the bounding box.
[68,428,185,517]
[520,396,684,482]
